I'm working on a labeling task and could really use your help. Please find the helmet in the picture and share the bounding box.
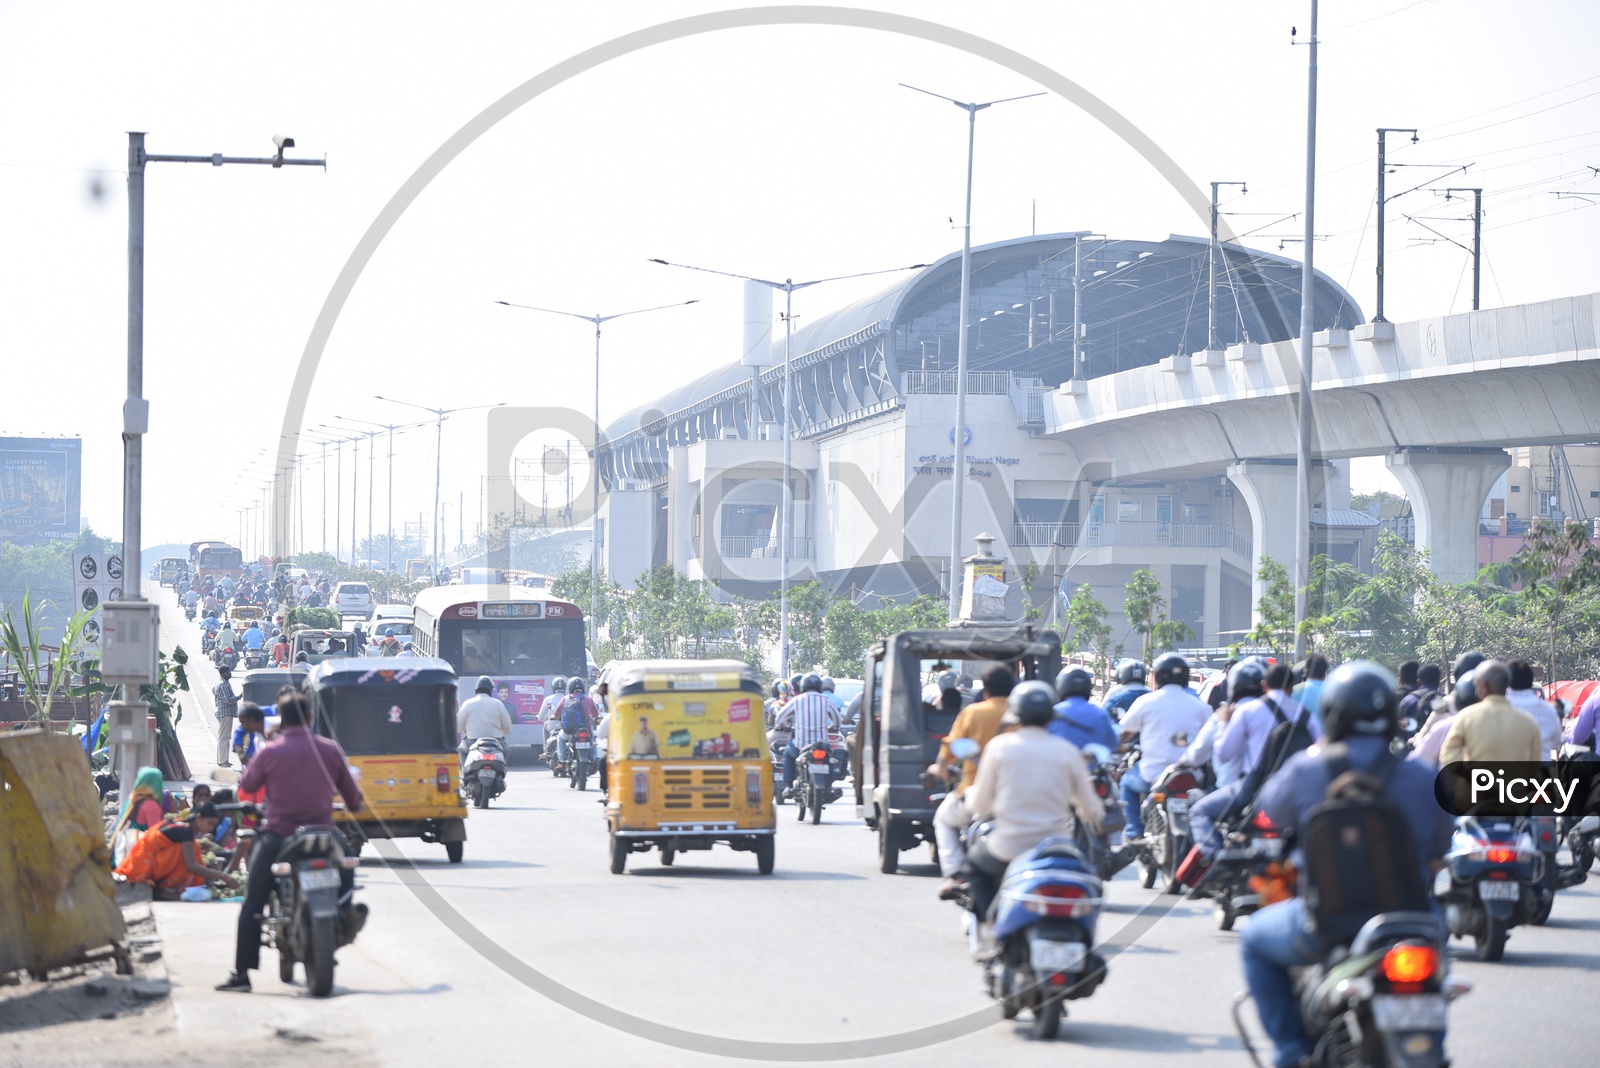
[381,626,394,636]
[1321,661,1399,741]
[936,671,958,693]
[771,681,785,700]
[1117,661,1148,686]
[1152,652,1191,689]
[568,676,587,695]
[821,676,835,692]
[551,677,568,695]
[1055,667,1094,701]
[1227,659,1268,703]
[801,673,823,693]
[476,676,494,695]
[1452,668,1478,709]
[1452,650,1485,683]
[790,674,803,694]
[1008,680,1057,728]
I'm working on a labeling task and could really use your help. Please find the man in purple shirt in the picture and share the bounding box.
[218,690,364,993]
[1568,689,1600,748]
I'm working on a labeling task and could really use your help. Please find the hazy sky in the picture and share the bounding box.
[5,1,1598,553]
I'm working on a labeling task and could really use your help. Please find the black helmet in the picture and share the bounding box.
[1227,659,1267,703]
[790,674,803,693]
[1452,650,1485,684]
[821,676,835,692]
[1452,668,1478,710]
[568,676,587,695]
[801,673,823,693]
[1322,661,1399,741]
[1117,661,1147,686]
[1055,667,1094,701]
[936,671,958,693]
[551,677,568,694]
[476,676,494,694]
[1152,652,1190,689]
[1008,680,1057,728]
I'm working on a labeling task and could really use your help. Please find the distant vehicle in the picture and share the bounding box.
[453,567,505,585]
[290,629,359,665]
[332,581,375,620]
[405,558,431,583]
[370,604,415,647]
[190,541,244,585]
[412,584,588,751]
[158,557,187,587]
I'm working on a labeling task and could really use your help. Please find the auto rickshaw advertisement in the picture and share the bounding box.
[612,693,765,760]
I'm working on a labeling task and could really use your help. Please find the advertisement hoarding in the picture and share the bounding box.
[0,437,82,546]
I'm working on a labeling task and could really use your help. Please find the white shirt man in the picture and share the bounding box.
[1217,687,1321,777]
[1119,683,1210,841]
[457,690,513,744]
[966,725,1103,863]
[1507,686,1562,759]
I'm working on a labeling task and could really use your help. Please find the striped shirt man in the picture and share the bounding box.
[777,691,840,748]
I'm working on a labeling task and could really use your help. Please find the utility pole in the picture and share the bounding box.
[1209,181,1247,350]
[1374,125,1419,322]
[1293,2,1320,662]
[1444,187,1484,310]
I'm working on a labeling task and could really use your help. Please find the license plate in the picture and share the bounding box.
[1478,879,1520,901]
[1250,837,1283,858]
[810,768,830,778]
[1371,993,1448,1032]
[1029,938,1087,974]
[576,743,593,751]
[1167,797,1189,815]
[298,868,339,891]
[478,770,497,782]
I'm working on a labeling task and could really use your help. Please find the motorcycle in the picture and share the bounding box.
[1235,911,1471,1068]
[543,724,566,776]
[201,630,217,655]
[184,603,197,622]
[792,737,844,824]
[1562,813,1598,879]
[217,645,239,672]
[568,726,595,791]
[767,727,792,804]
[1135,763,1210,894]
[261,823,366,998]
[956,827,1110,1041]
[1071,743,1125,880]
[1186,808,1286,931]
[1435,816,1542,961]
[244,649,267,671]
[462,737,507,808]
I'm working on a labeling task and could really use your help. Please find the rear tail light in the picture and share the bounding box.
[1382,943,1438,984]
[746,768,762,805]
[1094,779,1109,799]
[633,770,649,805]
[811,747,829,762]
[1025,884,1094,918]
[435,766,451,791]
[270,862,291,876]
[1485,846,1516,864]
[1167,772,1199,795]
[308,859,329,870]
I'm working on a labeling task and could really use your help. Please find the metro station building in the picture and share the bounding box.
[595,233,1364,645]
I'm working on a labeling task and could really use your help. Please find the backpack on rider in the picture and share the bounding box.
[1235,694,1316,807]
[1298,742,1428,946]
[561,692,588,733]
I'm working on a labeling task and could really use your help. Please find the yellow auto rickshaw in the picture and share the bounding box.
[305,657,468,862]
[227,604,265,628]
[604,659,775,874]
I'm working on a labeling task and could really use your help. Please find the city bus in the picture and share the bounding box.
[411,585,588,752]
[189,540,245,586]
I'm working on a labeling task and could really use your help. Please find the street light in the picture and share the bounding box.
[1374,126,1420,323]
[338,416,430,574]
[307,431,358,562]
[648,258,928,678]
[374,397,505,578]
[496,298,699,646]
[902,83,1045,617]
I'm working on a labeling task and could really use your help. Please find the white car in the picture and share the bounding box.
[332,581,375,621]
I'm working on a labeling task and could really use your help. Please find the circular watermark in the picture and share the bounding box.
[275,5,1220,1058]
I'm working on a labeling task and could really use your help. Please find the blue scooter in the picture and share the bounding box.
[1435,816,1542,961]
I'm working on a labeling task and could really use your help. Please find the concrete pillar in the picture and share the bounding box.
[1384,448,1510,583]
[1203,563,1222,648]
[1227,459,1336,620]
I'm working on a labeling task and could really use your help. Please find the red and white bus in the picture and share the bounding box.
[189,540,245,586]
[411,585,588,750]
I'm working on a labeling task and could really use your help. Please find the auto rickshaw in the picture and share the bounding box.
[158,557,186,587]
[853,627,1061,874]
[304,657,468,862]
[238,667,307,713]
[605,659,775,875]
[290,628,357,666]
[228,605,265,628]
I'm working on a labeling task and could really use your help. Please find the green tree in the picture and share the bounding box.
[1015,562,1045,624]
[1485,518,1600,685]
[1061,583,1113,683]
[1248,555,1296,657]
[1121,568,1167,662]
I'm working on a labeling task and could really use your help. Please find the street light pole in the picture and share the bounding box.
[1209,181,1248,350]
[901,84,1044,617]
[1374,125,1419,323]
[375,397,504,579]
[1292,1,1321,662]
[646,260,927,678]
[340,417,427,573]
[496,299,700,647]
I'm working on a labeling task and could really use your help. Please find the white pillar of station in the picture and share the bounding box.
[1385,447,1511,583]
[1228,458,1336,620]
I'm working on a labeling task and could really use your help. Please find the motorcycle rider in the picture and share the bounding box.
[457,675,513,770]
[538,676,569,731]
[774,673,841,800]
[961,681,1103,908]
[1505,658,1563,759]
[1050,667,1118,753]
[217,689,366,993]
[1409,668,1480,765]
[1440,659,1543,763]
[1239,662,1453,1068]
[928,665,1016,896]
[558,677,598,770]
[241,620,266,660]
[216,619,238,657]
[820,676,847,717]
[1216,662,1320,779]
[1102,660,1151,721]
[1117,652,1210,844]
[1185,659,1268,858]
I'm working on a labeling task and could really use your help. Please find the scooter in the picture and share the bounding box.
[1435,816,1542,961]
[957,827,1110,1041]
[1235,911,1471,1068]
[1135,763,1210,894]
[462,737,507,808]
[184,603,197,622]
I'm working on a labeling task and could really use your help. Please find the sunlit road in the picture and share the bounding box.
[150,587,1599,1067]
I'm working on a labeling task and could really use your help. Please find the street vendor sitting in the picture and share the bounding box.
[114,802,241,900]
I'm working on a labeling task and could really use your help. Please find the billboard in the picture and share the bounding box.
[0,437,82,546]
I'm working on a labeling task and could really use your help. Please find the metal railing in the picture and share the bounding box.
[717,535,814,560]
[1010,521,1253,558]
[900,370,1012,395]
